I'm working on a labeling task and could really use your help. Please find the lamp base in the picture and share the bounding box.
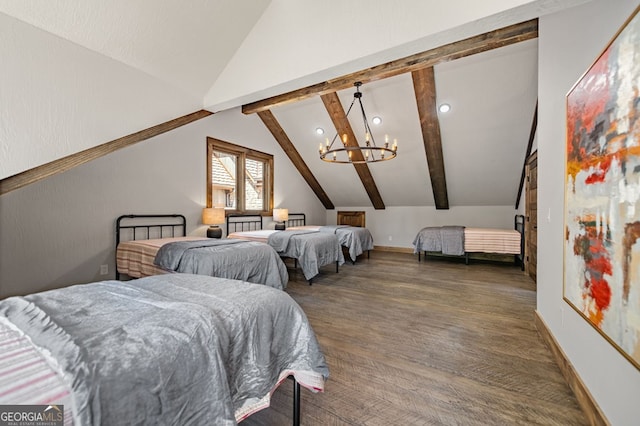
[207,226,222,238]
[275,222,286,231]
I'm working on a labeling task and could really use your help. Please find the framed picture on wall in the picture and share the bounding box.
[564,5,640,370]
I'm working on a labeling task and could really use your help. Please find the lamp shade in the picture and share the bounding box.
[202,207,225,225]
[273,208,289,223]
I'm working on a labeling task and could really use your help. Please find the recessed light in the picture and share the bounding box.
[438,103,451,113]
[372,116,382,125]
[315,127,324,135]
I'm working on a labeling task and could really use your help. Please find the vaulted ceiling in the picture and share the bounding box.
[1,1,585,207]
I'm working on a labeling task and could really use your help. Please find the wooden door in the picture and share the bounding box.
[525,151,538,284]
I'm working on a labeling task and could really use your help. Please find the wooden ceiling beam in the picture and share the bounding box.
[0,109,213,196]
[320,92,386,210]
[412,66,449,209]
[256,110,335,209]
[242,19,538,115]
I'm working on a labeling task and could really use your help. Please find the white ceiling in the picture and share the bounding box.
[0,0,582,208]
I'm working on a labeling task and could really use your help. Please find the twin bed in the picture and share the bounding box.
[226,214,346,284]
[285,213,374,264]
[227,213,373,262]
[116,214,288,289]
[413,215,525,269]
[0,273,328,425]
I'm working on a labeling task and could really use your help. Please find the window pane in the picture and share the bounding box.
[212,150,237,210]
[245,157,265,210]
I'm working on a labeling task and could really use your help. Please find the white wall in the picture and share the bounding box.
[326,205,518,249]
[538,1,640,424]
[0,108,324,298]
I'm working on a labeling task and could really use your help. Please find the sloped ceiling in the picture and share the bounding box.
[0,0,589,207]
[0,0,271,98]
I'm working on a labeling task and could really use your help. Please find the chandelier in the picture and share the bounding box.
[319,82,397,164]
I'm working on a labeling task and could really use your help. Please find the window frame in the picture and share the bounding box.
[206,137,274,215]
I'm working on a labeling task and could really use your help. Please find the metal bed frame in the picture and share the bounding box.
[224,213,306,233]
[226,214,263,234]
[115,214,187,280]
[418,214,526,270]
[116,213,304,426]
[286,212,306,228]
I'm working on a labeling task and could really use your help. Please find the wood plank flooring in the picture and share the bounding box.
[242,251,587,425]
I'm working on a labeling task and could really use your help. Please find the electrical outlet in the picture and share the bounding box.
[388,235,392,241]
[100,264,109,275]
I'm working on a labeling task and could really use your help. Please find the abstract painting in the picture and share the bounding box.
[564,6,640,370]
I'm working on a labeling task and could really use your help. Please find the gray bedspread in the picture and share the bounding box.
[155,239,288,290]
[0,274,329,425]
[321,226,374,262]
[268,231,344,280]
[413,225,465,256]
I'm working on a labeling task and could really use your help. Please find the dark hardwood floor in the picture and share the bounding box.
[243,251,587,425]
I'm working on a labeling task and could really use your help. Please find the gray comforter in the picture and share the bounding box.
[0,274,329,425]
[268,230,345,280]
[320,226,374,262]
[413,225,465,256]
[155,238,288,290]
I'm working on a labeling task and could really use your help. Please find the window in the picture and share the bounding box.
[207,137,273,214]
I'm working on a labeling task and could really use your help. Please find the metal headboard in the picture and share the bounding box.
[115,214,186,279]
[226,214,263,235]
[287,213,306,227]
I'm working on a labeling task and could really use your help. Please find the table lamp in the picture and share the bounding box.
[273,208,289,230]
[202,207,225,238]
